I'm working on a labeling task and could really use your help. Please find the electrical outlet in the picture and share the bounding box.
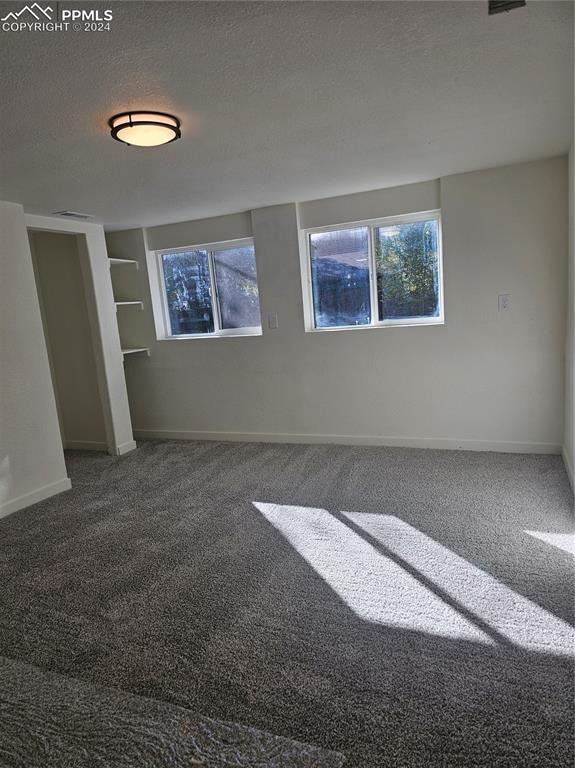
[498,294,511,312]
[268,312,279,329]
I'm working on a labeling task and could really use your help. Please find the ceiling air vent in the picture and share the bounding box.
[488,1,526,14]
[52,210,95,220]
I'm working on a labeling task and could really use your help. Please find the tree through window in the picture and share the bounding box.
[160,241,262,337]
[304,213,443,330]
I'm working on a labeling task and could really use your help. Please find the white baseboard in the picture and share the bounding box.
[64,440,108,451]
[64,440,137,456]
[133,429,561,455]
[115,440,137,456]
[562,447,574,494]
[0,477,72,519]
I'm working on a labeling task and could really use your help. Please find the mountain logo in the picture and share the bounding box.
[1,3,53,21]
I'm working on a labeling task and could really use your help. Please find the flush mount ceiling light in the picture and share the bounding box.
[109,111,181,147]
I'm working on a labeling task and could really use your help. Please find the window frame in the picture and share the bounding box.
[300,210,444,332]
[155,237,262,340]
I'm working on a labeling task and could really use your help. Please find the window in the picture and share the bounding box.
[310,227,371,328]
[303,211,443,331]
[158,239,261,338]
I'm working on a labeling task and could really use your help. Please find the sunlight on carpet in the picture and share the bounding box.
[253,502,494,644]
[253,502,575,656]
[525,530,574,557]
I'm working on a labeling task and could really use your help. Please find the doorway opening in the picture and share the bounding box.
[29,231,108,452]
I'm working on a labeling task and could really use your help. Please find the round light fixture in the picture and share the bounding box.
[109,111,181,147]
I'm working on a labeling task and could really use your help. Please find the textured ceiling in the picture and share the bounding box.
[0,0,572,229]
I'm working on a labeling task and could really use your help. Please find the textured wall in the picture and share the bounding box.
[108,157,568,453]
[1,2,572,229]
[0,202,69,516]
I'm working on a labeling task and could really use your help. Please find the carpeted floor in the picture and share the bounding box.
[0,655,344,767]
[0,440,573,767]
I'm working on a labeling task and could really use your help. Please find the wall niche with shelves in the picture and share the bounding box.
[109,255,149,358]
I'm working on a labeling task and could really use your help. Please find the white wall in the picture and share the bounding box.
[26,214,137,458]
[30,232,108,450]
[146,211,253,252]
[108,157,568,453]
[0,202,70,517]
[564,146,574,489]
[298,180,439,230]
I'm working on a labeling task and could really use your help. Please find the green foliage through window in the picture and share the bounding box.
[375,219,439,320]
[307,214,441,329]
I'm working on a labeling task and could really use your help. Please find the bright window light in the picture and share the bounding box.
[525,530,574,557]
[253,502,493,644]
[253,502,575,656]
[347,513,574,656]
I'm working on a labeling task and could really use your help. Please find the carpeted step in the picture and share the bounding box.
[0,655,345,767]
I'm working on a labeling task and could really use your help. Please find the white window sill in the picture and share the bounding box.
[305,318,444,333]
[158,329,263,341]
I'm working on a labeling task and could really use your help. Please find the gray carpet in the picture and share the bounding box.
[0,655,344,767]
[0,440,573,767]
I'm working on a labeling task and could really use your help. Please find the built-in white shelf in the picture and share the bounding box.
[115,300,144,310]
[111,257,148,358]
[122,347,150,357]
[109,258,139,268]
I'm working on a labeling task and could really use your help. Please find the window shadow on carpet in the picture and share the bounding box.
[253,501,573,655]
